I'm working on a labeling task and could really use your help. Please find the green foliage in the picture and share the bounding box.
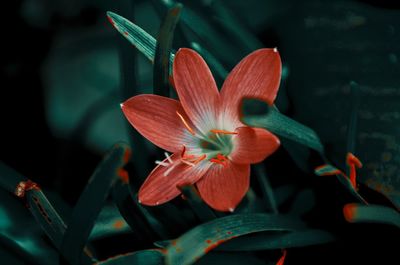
[241,98,324,154]
[344,203,400,228]
[2,1,399,265]
[164,213,305,265]
[60,143,130,265]
[153,3,182,97]
[95,250,164,265]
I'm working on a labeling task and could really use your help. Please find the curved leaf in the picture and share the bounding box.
[165,213,305,265]
[95,249,164,265]
[60,143,130,265]
[89,203,132,240]
[112,174,165,241]
[107,11,174,65]
[153,4,182,96]
[218,229,335,251]
[0,190,58,265]
[178,184,217,222]
[241,98,324,154]
[343,203,400,228]
[190,42,228,82]
[0,162,67,251]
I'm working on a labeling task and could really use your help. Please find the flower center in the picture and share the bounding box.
[199,130,236,156]
[176,111,237,167]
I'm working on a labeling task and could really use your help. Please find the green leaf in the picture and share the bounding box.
[178,184,217,222]
[343,203,400,228]
[60,143,130,265]
[195,252,269,265]
[165,213,305,265]
[289,189,315,216]
[0,190,59,265]
[217,229,335,251]
[254,165,278,213]
[190,42,228,83]
[314,164,341,176]
[241,98,324,154]
[210,1,263,53]
[155,0,239,65]
[112,175,166,241]
[153,4,182,97]
[107,11,174,65]
[0,162,67,252]
[95,249,164,265]
[156,228,334,252]
[346,81,360,156]
[25,188,67,248]
[314,165,368,204]
[89,203,132,240]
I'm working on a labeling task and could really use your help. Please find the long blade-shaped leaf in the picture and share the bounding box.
[60,143,130,265]
[153,4,182,96]
[165,213,305,265]
[107,11,174,65]
[0,163,67,250]
[95,250,164,265]
[218,229,335,251]
[241,98,324,154]
[178,184,217,222]
[343,203,400,228]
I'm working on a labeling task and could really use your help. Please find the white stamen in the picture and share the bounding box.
[229,207,235,212]
[273,47,278,53]
[163,164,176,177]
[120,103,124,108]
[155,160,169,167]
[181,159,195,167]
[164,152,173,164]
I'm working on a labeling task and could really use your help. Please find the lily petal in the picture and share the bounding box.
[220,48,282,124]
[231,127,280,164]
[197,161,250,212]
[139,153,211,205]
[121,94,194,153]
[173,48,220,132]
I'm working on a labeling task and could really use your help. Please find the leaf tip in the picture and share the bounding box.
[343,203,357,223]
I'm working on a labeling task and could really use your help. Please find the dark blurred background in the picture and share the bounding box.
[1,0,400,264]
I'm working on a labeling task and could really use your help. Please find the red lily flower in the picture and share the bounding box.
[121,48,281,212]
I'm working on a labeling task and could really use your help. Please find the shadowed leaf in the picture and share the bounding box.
[178,184,217,222]
[107,11,174,65]
[60,143,130,265]
[95,249,164,265]
[343,203,400,228]
[217,229,335,251]
[153,4,182,96]
[241,99,324,154]
[165,213,305,265]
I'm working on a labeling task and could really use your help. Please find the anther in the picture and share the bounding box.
[210,158,227,167]
[155,160,169,167]
[181,159,196,167]
[176,111,195,135]
[15,180,40,198]
[164,152,173,164]
[210,129,238,135]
